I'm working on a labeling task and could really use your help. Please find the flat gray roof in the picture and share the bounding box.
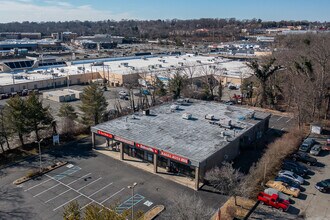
[92,100,270,165]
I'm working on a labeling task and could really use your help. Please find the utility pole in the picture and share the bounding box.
[36,139,44,173]
[127,182,137,220]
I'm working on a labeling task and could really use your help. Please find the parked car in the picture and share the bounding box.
[321,139,330,151]
[119,91,128,96]
[282,160,308,176]
[264,188,291,203]
[20,89,29,96]
[224,101,234,105]
[0,93,9,100]
[275,176,301,189]
[310,144,322,156]
[119,94,129,100]
[266,180,300,197]
[257,192,290,212]
[299,138,316,152]
[291,152,317,166]
[315,179,330,193]
[278,170,304,184]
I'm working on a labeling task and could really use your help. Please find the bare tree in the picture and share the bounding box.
[166,193,215,220]
[183,62,197,89]
[200,64,222,100]
[246,58,282,107]
[205,162,250,206]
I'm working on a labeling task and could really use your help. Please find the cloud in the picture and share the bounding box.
[0,0,131,23]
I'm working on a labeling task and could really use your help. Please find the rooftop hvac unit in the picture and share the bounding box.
[170,104,179,110]
[247,112,255,119]
[182,113,192,120]
[205,114,215,120]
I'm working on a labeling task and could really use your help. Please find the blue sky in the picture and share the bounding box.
[0,0,329,23]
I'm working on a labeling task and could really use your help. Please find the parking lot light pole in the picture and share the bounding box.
[127,182,137,220]
[35,139,44,173]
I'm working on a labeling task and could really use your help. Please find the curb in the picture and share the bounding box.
[13,161,68,185]
[0,136,90,170]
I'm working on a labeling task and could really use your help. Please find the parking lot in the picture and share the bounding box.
[292,135,330,220]
[0,138,225,220]
[21,164,149,217]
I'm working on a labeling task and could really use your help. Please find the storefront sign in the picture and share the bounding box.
[160,151,189,164]
[114,136,134,145]
[135,143,158,154]
[97,130,113,139]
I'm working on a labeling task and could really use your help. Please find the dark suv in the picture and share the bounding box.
[282,160,308,176]
[291,152,317,166]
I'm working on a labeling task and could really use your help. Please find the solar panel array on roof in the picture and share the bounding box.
[4,60,34,69]
[38,61,66,67]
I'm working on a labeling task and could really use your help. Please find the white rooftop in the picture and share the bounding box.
[0,54,251,86]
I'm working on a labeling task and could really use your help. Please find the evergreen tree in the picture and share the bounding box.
[26,92,53,142]
[79,83,108,126]
[62,200,81,220]
[247,58,282,107]
[4,95,29,146]
[0,106,10,153]
[168,72,187,99]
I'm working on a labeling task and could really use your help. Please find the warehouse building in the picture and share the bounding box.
[91,100,270,190]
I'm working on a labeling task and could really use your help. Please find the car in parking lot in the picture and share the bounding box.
[278,170,304,184]
[291,152,317,166]
[266,180,300,197]
[257,192,290,212]
[310,144,322,156]
[322,139,330,151]
[315,179,330,193]
[275,176,301,189]
[282,160,308,177]
[118,91,128,96]
[299,138,316,152]
[264,188,291,203]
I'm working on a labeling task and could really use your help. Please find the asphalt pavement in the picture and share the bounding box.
[0,138,226,220]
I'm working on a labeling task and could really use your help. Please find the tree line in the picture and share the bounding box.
[242,33,330,126]
[0,19,328,42]
[0,83,108,154]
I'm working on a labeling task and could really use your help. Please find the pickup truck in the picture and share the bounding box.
[257,192,290,212]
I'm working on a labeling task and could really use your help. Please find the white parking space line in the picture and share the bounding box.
[80,201,94,210]
[45,189,71,203]
[277,116,283,121]
[53,195,81,211]
[77,177,102,191]
[24,179,52,192]
[100,188,125,204]
[88,183,113,197]
[45,174,111,212]
[281,127,285,131]
[286,118,292,123]
[44,173,92,203]
[80,183,114,210]
[33,183,61,197]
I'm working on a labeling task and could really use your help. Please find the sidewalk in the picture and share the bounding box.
[94,146,197,190]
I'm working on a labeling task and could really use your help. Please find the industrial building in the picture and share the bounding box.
[43,89,82,102]
[0,53,251,93]
[91,100,271,190]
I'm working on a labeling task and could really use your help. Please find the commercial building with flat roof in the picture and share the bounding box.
[91,99,271,190]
